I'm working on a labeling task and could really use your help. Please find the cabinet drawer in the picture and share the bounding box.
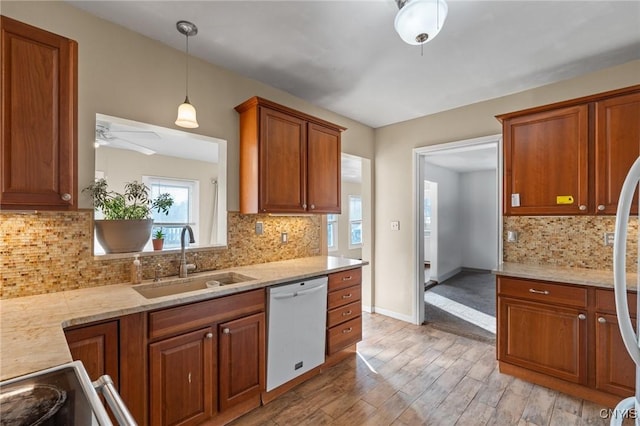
[497,277,587,308]
[328,285,361,310]
[148,289,265,340]
[327,301,361,328]
[327,317,362,355]
[328,268,362,292]
[596,289,637,316]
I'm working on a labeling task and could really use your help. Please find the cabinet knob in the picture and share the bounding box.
[61,193,72,201]
[205,332,213,339]
[579,205,587,211]
[222,328,230,334]
[598,317,607,324]
[310,204,315,209]
[578,314,586,320]
[597,205,605,211]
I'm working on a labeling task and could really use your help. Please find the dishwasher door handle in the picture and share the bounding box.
[272,285,325,299]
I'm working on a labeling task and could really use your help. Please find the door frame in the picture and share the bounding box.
[412,134,503,325]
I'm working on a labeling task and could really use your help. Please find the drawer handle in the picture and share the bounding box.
[342,310,352,316]
[598,317,606,324]
[578,314,586,320]
[342,276,353,281]
[528,288,549,295]
[342,327,353,334]
[342,293,353,299]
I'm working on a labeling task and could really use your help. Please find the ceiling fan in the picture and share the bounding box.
[95,122,158,156]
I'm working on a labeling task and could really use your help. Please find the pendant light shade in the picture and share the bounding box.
[176,96,199,128]
[175,20,199,128]
[395,0,448,45]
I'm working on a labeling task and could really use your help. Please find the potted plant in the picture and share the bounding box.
[152,227,165,251]
[83,178,173,253]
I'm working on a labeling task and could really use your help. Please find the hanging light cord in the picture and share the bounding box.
[185,34,190,100]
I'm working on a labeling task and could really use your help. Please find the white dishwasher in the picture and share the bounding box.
[266,276,328,391]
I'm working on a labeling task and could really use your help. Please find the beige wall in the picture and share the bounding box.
[0,1,375,299]
[1,1,375,211]
[374,60,640,322]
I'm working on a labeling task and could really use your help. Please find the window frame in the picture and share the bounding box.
[348,195,363,249]
[327,213,338,252]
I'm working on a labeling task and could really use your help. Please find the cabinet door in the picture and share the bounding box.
[503,105,589,215]
[0,16,77,210]
[218,313,265,412]
[259,107,307,213]
[149,327,215,426]
[595,313,636,397]
[595,92,640,214]
[65,321,119,386]
[307,123,341,213]
[498,297,587,384]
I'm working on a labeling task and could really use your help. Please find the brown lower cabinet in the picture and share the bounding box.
[497,276,636,407]
[149,327,215,426]
[65,268,363,425]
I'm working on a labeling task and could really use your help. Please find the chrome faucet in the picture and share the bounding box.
[179,225,196,278]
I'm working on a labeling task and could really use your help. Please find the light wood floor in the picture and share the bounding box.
[231,312,629,426]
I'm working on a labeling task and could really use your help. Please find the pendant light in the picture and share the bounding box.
[394,0,448,46]
[175,20,199,129]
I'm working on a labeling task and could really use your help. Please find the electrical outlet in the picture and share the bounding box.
[391,221,400,231]
[507,230,519,243]
[281,232,288,244]
[255,221,263,235]
[604,232,615,246]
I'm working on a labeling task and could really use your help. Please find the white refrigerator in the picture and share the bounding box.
[612,156,640,426]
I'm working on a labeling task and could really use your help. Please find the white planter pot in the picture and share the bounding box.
[94,219,153,254]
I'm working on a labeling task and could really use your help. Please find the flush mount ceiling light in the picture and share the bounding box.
[175,20,199,129]
[394,0,448,46]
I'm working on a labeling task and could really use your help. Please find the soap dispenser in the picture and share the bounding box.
[131,254,142,284]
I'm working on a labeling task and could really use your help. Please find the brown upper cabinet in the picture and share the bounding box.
[0,16,78,210]
[235,97,345,214]
[498,85,640,216]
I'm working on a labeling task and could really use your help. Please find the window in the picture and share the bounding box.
[327,214,338,251]
[349,195,362,248]
[143,176,199,249]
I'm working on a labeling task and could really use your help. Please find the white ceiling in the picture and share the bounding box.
[96,114,222,163]
[424,144,497,173]
[69,1,640,128]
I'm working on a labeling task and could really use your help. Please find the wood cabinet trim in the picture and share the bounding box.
[235,96,346,132]
[148,289,265,341]
[496,84,640,122]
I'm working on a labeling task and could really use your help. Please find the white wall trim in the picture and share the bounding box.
[435,267,462,283]
[373,306,415,324]
[362,305,373,313]
[412,133,502,326]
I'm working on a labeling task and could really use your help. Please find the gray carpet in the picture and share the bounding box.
[424,270,496,343]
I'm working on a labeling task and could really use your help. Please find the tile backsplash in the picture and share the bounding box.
[503,216,638,272]
[0,211,321,299]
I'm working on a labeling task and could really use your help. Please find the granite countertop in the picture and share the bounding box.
[494,262,638,290]
[0,256,366,381]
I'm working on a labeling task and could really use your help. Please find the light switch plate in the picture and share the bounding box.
[255,221,264,235]
[604,232,614,246]
[281,232,288,243]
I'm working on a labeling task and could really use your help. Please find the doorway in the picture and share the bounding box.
[413,134,502,330]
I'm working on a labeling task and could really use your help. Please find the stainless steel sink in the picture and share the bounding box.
[133,272,256,299]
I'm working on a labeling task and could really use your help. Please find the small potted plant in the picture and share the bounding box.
[83,178,173,253]
[152,227,165,251]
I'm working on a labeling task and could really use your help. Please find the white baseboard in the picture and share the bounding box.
[362,305,373,313]
[372,306,414,323]
[436,267,462,283]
